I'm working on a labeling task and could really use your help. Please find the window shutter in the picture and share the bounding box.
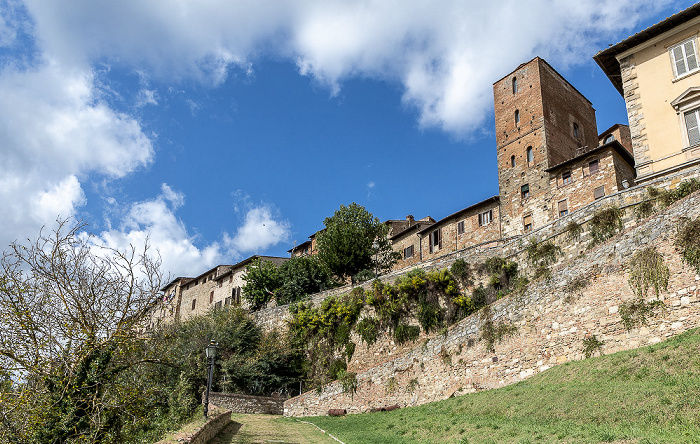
[685,40,698,71]
[558,200,567,212]
[594,186,605,200]
[674,45,687,76]
[686,110,700,146]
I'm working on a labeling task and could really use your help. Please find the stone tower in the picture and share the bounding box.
[493,57,598,237]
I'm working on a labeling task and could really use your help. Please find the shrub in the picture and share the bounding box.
[385,376,398,394]
[406,378,419,393]
[338,370,359,400]
[627,246,669,299]
[675,218,700,273]
[590,206,623,244]
[582,335,604,358]
[479,306,517,352]
[355,317,381,346]
[526,238,561,280]
[394,324,420,344]
[450,259,472,286]
[563,274,591,303]
[565,220,583,241]
[619,298,665,331]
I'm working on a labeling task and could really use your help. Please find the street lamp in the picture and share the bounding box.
[204,340,218,419]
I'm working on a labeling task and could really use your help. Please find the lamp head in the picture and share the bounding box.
[205,340,218,358]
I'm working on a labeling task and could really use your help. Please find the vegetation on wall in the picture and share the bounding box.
[627,246,670,300]
[674,217,700,274]
[526,238,562,279]
[590,206,624,244]
[619,246,669,331]
[582,335,604,358]
[479,305,517,352]
[565,220,583,241]
[635,179,700,219]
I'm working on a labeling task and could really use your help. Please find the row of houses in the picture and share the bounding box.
[150,3,700,327]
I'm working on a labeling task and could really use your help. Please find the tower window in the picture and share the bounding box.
[523,214,533,232]
[561,170,572,186]
[521,184,530,199]
[558,200,568,217]
[526,146,534,164]
[515,110,520,125]
[573,122,580,139]
[512,76,518,94]
[510,155,516,167]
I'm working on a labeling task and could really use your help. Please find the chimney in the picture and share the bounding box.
[406,215,415,225]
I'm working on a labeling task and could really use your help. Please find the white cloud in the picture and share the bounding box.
[0,60,153,248]
[21,0,672,135]
[93,185,290,277]
[95,185,221,277]
[225,206,291,254]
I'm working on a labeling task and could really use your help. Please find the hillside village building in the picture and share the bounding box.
[594,3,700,182]
[150,4,700,326]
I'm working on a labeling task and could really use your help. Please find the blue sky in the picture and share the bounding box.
[0,0,693,278]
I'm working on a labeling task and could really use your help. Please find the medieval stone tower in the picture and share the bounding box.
[494,57,599,237]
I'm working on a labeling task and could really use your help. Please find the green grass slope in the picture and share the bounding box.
[307,328,700,443]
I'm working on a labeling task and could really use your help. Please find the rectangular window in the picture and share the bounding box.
[191,299,196,310]
[404,245,414,259]
[210,291,214,304]
[670,37,699,78]
[523,214,533,232]
[457,220,465,234]
[558,200,568,217]
[429,229,442,253]
[685,109,700,146]
[225,296,231,306]
[521,184,530,199]
[588,159,599,175]
[478,210,493,226]
[561,170,572,185]
[594,186,605,200]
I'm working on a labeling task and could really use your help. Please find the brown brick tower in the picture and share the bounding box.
[494,57,598,237]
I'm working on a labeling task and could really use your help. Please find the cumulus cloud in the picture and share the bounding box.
[0,60,153,248]
[21,0,672,135]
[225,206,291,254]
[92,185,290,277]
[95,184,222,277]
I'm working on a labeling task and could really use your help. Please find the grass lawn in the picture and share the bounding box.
[307,328,700,443]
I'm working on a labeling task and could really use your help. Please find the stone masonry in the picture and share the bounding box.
[284,185,700,416]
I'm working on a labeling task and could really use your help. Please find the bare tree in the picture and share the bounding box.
[0,220,162,443]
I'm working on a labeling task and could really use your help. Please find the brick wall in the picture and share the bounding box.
[283,186,700,417]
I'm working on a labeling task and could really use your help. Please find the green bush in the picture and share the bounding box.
[627,246,669,300]
[582,335,604,358]
[394,324,421,344]
[619,298,665,331]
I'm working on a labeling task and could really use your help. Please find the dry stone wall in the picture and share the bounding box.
[208,392,284,415]
[283,185,700,417]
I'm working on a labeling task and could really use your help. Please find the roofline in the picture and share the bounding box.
[599,123,628,137]
[417,196,500,234]
[389,221,435,241]
[544,140,634,172]
[287,239,312,253]
[213,255,289,280]
[593,3,700,96]
[160,277,192,292]
[493,56,592,106]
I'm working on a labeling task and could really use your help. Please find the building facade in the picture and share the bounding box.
[594,3,700,182]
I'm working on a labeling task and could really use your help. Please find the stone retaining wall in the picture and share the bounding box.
[283,187,700,416]
[209,392,285,415]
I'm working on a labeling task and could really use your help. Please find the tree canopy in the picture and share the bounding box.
[316,203,399,283]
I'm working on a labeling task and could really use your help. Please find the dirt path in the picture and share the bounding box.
[209,413,339,444]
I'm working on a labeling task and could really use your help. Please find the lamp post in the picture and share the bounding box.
[204,340,218,419]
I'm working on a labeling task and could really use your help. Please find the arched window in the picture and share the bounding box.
[573,122,580,139]
[515,110,520,125]
[512,76,518,94]
[604,134,615,144]
[510,155,516,167]
[526,146,533,164]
